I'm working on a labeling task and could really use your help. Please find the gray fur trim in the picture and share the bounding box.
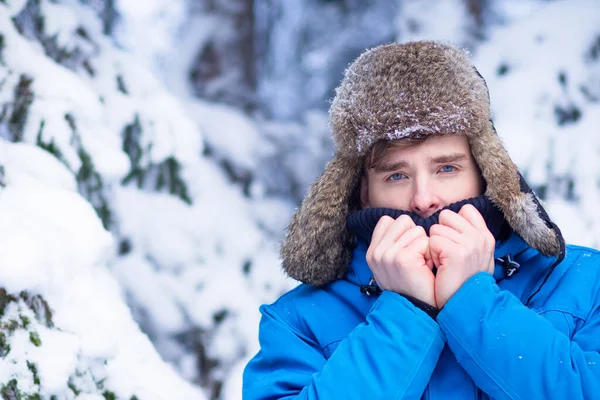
[507,193,560,255]
[329,41,489,157]
[281,155,363,285]
[282,41,561,286]
[469,126,561,256]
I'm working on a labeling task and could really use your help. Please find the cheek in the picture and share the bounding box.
[368,182,411,209]
[456,173,484,198]
[437,177,480,204]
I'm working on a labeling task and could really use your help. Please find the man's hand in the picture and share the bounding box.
[430,205,495,308]
[366,215,436,306]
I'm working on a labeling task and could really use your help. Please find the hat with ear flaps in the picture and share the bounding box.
[281,40,564,287]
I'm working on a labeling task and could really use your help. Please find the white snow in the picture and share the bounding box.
[395,0,472,45]
[2,0,295,397]
[0,174,204,398]
[0,140,76,192]
[1,0,599,399]
[186,100,273,171]
[475,0,600,246]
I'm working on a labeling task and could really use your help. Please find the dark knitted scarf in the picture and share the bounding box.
[347,195,510,245]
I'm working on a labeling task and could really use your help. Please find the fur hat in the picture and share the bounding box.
[281,41,562,286]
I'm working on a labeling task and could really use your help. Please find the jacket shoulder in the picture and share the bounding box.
[267,279,359,315]
[267,282,323,312]
[562,244,600,276]
[565,244,600,259]
[565,243,600,275]
[259,283,322,344]
[261,280,369,349]
[540,244,600,318]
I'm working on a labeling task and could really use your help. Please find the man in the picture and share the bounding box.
[243,41,600,399]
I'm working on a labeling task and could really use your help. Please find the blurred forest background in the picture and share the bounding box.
[0,0,599,399]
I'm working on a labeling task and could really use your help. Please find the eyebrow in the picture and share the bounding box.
[373,153,468,173]
[373,160,409,173]
[431,153,468,164]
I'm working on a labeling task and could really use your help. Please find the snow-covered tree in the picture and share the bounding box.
[0,0,292,398]
[1,0,598,399]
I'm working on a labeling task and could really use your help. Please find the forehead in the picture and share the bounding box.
[380,135,472,161]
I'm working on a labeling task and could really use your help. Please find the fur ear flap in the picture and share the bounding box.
[281,155,363,286]
[469,123,561,257]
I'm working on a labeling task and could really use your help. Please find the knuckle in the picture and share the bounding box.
[457,246,469,259]
[382,251,396,266]
[475,232,485,244]
[394,253,410,269]
[462,204,475,215]
[439,210,454,224]
[372,247,384,263]
[374,216,392,232]
[398,215,414,226]
[380,215,394,224]
[414,225,426,236]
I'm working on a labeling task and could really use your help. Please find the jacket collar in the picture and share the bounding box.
[346,232,545,288]
[347,195,509,245]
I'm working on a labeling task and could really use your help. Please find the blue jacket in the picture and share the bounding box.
[243,232,600,399]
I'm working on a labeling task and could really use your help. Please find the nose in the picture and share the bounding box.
[409,178,441,218]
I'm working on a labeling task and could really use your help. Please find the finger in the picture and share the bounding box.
[457,205,495,251]
[378,215,416,248]
[431,249,440,269]
[429,235,456,268]
[458,204,489,233]
[439,209,476,235]
[384,227,425,265]
[370,215,395,247]
[426,253,434,270]
[429,235,440,268]
[395,225,427,249]
[425,251,434,270]
[406,236,434,271]
[429,224,462,244]
[369,216,415,265]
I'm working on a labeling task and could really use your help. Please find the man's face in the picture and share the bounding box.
[360,135,484,218]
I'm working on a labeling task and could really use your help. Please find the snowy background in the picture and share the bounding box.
[0,0,598,399]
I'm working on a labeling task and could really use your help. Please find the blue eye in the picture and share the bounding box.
[440,165,456,173]
[389,173,407,181]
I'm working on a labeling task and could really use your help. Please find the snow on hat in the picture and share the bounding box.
[281,41,562,286]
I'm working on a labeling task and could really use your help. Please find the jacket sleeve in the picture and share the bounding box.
[243,291,445,400]
[436,272,600,400]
